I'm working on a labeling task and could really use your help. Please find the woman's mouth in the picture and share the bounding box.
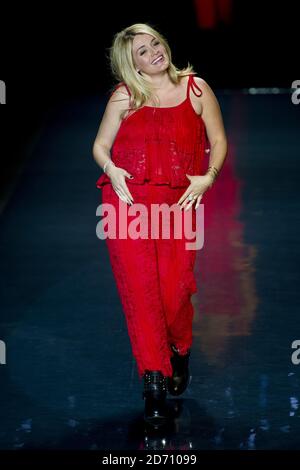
[152,55,164,65]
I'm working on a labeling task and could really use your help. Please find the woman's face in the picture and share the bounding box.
[132,33,169,75]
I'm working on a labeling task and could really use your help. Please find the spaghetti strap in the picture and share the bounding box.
[97,72,207,190]
[187,73,203,98]
[122,82,132,97]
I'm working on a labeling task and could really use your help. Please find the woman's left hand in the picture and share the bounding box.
[177,174,213,210]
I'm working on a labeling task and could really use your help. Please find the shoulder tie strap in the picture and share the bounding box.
[187,73,202,98]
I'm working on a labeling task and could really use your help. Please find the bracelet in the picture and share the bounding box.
[207,166,219,179]
[206,166,219,187]
[207,165,219,177]
[103,160,115,174]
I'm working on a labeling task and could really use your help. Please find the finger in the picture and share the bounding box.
[195,194,203,209]
[180,193,195,210]
[114,183,133,205]
[115,187,131,205]
[184,197,196,211]
[122,190,133,206]
[121,182,134,204]
[115,188,126,202]
[119,187,133,205]
[180,197,189,210]
[177,188,190,206]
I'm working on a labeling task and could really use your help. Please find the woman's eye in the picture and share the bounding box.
[140,41,160,56]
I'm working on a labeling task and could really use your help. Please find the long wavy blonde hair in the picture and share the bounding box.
[107,23,196,119]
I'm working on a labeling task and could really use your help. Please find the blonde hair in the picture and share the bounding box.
[106,23,196,119]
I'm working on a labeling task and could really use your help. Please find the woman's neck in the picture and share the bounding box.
[145,72,175,92]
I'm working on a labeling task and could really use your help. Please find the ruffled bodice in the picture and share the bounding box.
[96,73,207,189]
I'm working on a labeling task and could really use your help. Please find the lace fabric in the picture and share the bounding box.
[96,73,207,189]
[100,182,198,378]
[96,74,204,378]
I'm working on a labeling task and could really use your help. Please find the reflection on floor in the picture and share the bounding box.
[0,90,299,450]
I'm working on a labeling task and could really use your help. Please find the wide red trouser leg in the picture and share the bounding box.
[156,228,197,357]
[100,181,197,380]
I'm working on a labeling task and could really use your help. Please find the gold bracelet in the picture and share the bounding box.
[207,168,219,180]
[206,169,218,179]
[205,167,219,188]
[207,165,219,177]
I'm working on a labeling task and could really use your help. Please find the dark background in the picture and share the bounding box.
[0,0,298,193]
[0,2,300,455]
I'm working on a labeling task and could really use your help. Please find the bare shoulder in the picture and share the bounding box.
[109,84,131,105]
[93,85,131,152]
[191,77,226,142]
[194,76,217,99]
[103,84,131,119]
[191,76,222,117]
[187,75,205,115]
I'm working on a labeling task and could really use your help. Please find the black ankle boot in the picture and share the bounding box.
[143,370,169,427]
[167,344,191,396]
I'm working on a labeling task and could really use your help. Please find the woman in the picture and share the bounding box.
[93,23,227,426]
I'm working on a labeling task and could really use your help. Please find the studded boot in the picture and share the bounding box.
[143,370,169,426]
[167,344,191,396]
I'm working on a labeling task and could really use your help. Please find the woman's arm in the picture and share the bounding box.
[177,77,228,210]
[92,86,130,175]
[93,87,134,205]
[196,76,228,186]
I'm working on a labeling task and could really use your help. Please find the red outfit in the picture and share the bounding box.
[96,73,207,379]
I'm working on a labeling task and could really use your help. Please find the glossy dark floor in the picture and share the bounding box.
[0,91,299,450]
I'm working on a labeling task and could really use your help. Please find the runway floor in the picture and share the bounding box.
[0,90,299,451]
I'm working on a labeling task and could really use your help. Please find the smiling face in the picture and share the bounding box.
[132,33,169,75]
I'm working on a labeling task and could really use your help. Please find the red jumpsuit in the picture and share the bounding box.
[96,73,207,379]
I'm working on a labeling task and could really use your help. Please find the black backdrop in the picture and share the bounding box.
[0,0,298,191]
[1,1,298,101]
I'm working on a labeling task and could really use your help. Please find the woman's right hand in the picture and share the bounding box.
[106,165,135,205]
